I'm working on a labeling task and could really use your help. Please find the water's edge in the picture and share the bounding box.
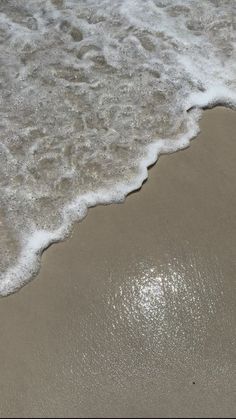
[1,92,235,297]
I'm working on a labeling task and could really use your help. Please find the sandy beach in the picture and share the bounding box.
[0,107,235,418]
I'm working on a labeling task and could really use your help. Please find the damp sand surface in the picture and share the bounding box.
[0,107,236,418]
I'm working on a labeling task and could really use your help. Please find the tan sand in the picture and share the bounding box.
[0,107,235,418]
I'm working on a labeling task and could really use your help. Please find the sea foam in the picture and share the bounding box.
[0,0,235,295]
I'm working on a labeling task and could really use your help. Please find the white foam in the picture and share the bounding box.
[186,85,236,110]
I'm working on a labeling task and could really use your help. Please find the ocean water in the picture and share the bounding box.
[0,0,235,295]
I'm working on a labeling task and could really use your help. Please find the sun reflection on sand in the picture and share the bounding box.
[106,253,224,352]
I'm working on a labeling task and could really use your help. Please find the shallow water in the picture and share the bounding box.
[0,0,236,294]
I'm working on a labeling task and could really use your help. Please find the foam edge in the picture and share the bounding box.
[0,91,235,296]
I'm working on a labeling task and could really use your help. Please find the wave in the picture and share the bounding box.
[0,0,235,295]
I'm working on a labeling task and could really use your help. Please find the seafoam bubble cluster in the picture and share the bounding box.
[0,0,235,295]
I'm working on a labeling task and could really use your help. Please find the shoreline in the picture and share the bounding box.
[1,104,202,297]
[2,100,233,297]
[0,107,235,417]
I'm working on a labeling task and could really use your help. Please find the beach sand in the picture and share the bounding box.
[0,107,235,418]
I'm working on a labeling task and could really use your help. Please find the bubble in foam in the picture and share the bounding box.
[0,0,235,295]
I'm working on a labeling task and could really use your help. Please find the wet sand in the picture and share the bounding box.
[0,107,235,418]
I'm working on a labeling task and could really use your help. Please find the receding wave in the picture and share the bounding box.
[0,0,235,295]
